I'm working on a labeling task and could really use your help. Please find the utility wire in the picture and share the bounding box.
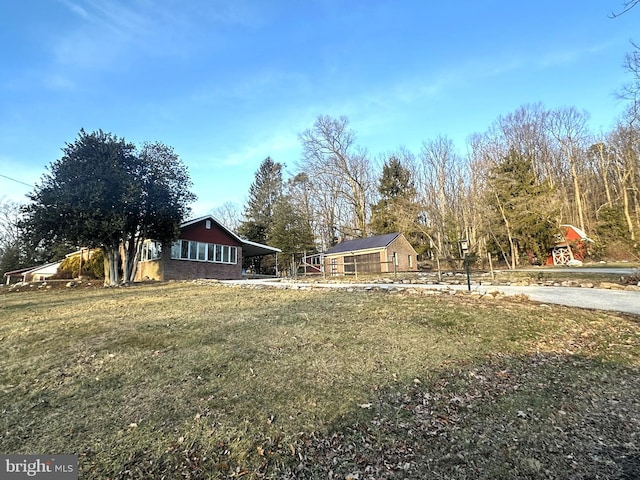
[0,173,33,188]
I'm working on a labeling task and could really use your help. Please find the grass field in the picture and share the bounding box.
[1,281,639,479]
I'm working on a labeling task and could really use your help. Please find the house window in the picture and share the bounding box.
[170,240,238,264]
[140,240,162,261]
[172,242,181,259]
[408,255,413,268]
[330,258,338,276]
[206,219,212,229]
[197,242,207,261]
[189,241,198,260]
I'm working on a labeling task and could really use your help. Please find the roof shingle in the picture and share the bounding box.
[324,233,400,255]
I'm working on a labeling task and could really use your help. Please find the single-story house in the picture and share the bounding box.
[546,224,594,266]
[322,232,418,276]
[3,261,61,285]
[3,248,99,285]
[135,215,281,281]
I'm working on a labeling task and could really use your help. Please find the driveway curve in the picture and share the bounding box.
[473,284,640,316]
[223,278,640,316]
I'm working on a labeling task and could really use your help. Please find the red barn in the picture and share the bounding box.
[546,224,594,266]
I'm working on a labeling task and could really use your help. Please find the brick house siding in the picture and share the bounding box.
[161,254,242,280]
[135,216,278,282]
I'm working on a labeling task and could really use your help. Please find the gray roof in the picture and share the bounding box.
[324,233,400,255]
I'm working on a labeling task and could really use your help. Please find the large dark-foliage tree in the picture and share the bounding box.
[22,130,195,286]
[123,141,196,282]
[485,150,558,266]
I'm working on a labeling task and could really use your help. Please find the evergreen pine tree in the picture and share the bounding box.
[268,195,316,276]
[370,156,424,250]
[238,157,283,244]
[486,149,558,264]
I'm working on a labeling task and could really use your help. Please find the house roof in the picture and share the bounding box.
[3,266,35,277]
[27,262,62,275]
[65,247,96,258]
[181,215,281,257]
[3,262,61,278]
[324,233,401,255]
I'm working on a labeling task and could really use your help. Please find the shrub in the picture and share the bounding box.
[55,250,105,279]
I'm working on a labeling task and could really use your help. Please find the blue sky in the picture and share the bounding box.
[0,1,637,217]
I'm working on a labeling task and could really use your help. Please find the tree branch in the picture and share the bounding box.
[609,0,640,17]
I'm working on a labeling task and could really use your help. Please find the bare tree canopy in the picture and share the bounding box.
[298,115,374,244]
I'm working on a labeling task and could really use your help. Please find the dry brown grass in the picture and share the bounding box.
[1,281,638,478]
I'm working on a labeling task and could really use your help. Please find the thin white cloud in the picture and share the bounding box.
[89,1,153,38]
[203,0,266,28]
[58,0,91,20]
[53,0,265,64]
[217,133,299,167]
[51,0,154,70]
[536,42,612,69]
[193,69,312,105]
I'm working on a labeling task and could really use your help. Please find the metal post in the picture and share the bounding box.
[488,252,495,282]
[393,252,397,278]
[465,253,471,291]
[353,254,358,280]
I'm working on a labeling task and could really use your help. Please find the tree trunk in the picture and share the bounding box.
[492,189,517,269]
[122,234,143,284]
[622,187,636,241]
[569,158,586,233]
[103,246,120,286]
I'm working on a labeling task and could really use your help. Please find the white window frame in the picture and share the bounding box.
[170,240,238,264]
[140,240,162,262]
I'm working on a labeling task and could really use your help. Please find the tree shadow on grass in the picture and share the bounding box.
[282,353,640,480]
[68,353,640,479]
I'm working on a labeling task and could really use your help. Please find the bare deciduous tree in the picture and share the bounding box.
[0,197,26,274]
[418,136,467,257]
[608,113,640,242]
[609,0,640,17]
[548,107,591,232]
[211,201,242,231]
[298,115,373,243]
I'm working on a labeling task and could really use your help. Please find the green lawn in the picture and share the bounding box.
[1,282,638,479]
